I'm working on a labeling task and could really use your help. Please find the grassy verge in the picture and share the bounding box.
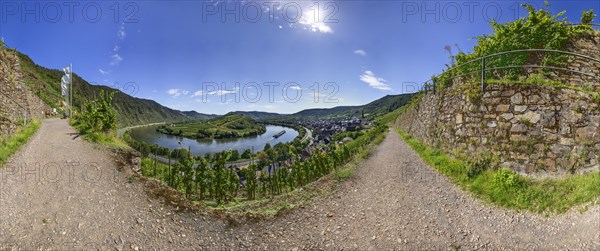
[0,120,41,166]
[395,128,600,215]
[69,118,129,150]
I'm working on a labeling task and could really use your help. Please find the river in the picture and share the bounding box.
[128,125,299,156]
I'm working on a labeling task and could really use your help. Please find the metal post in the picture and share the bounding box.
[70,63,73,117]
[481,57,486,93]
[154,149,157,177]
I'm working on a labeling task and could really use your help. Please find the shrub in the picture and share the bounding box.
[74,90,117,135]
[493,168,525,191]
[438,4,596,88]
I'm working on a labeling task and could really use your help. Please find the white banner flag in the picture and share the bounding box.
[61,74,71,84]
[63,66,71,75]
[61,74,70,96]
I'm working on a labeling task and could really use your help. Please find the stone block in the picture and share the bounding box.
[455,113,463,124]
[511,93,523,104]
[575,126,598,142]
[521,111,541,124]
[510,124,528,133]
[496,105,510,112]
[559,137,574,146]
[514,105,528,112]
[500,113,514,121]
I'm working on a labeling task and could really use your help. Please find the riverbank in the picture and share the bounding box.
[117,122,167,137]
[127,124,299,157]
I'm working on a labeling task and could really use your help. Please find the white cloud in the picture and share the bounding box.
[113,45,120,52]
[278,25,283,29]
[208,87,240,96]
[117,25,126,39]
[167,88,188,97]
[299,13,333,33]
[191,90,204,97]
[110,54,122,65]
[98,68,109,75]
[289,86,301,90]
[360,70,392,91]
[354,49,367,56]
[190,87,240,97]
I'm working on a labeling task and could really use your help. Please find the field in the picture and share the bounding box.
[157,113,266,139]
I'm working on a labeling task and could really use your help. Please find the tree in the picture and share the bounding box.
[179,154,195,198]
[241,148,252,159]
[229,149,240,161]
[257,151,269,166]
[581,9,596,25]
[263,143,271,151]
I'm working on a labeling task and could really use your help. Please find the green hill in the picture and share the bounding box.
[291,94,415,118]
[17,51,207,127]
[14,48,414,128]
[181,111,219,120]
[157,113,266,139]
[230,111,284,121]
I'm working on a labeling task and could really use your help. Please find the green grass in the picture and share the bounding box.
[0,120,41,166]
[395,128,600,214]
[69,119,129,150]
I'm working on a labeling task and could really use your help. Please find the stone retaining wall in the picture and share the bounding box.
[397,85,599,176]
[396,36,599,176]
[0,44,49,137]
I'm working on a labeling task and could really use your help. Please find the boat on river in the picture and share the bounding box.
[273,130,286,138]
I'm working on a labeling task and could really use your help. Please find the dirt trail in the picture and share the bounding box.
[237,129,600,250]
[1,120,598,250]
[0,119,229,250]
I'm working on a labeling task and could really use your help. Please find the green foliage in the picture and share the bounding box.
[438,5,596,89]
[70,91,124,146]
[291,93,414,119]
[263,143,271,151]
[467,152,495,178]
[241,148,252,159]
[74,90,117,134]
[493,168,525,191]
[16,52,192,128]
[396,128,600,214]
[229,149,240,161]
[580,9,596,25]
[0,120,40,167]
[592,92,600,105]
[138,124,389,206]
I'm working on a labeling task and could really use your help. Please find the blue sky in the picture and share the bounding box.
[1,0,598,114]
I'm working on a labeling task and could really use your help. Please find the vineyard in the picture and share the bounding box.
[135,125,388,206]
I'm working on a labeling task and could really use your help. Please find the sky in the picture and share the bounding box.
[1,0,598,114]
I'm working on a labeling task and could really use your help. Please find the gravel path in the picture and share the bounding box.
[1,120,598,250]
[0,119,230,250]
[236,129,600,250]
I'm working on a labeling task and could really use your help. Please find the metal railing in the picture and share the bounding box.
[423,48,600,94]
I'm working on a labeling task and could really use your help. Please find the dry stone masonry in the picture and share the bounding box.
[0,42,48,138]
[397,35,599,176]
